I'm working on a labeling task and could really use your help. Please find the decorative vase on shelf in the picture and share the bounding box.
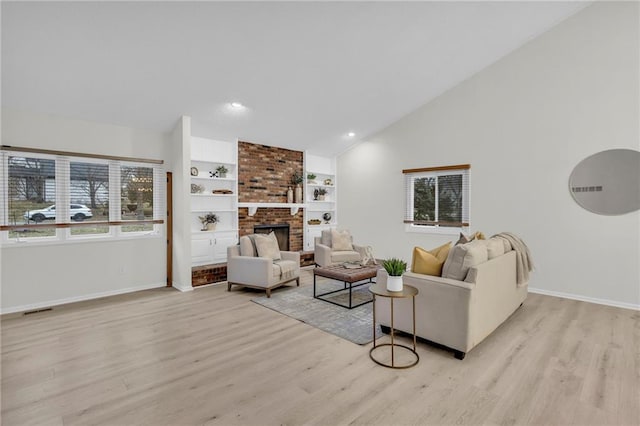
[287,186,294,203]
[294,184,302,203]
[386,275,403,292]
[205,223,216,231]
[313,188,319,201]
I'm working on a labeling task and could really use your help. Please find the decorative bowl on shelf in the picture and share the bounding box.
[307,219,321,225]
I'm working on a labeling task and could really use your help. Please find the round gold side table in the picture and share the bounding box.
[369,283,419,369]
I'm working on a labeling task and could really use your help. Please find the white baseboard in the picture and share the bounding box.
[528,287,640,311]
[171,281,193,292]
[0,282,167,315]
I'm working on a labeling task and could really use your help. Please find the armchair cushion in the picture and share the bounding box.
[331,229,353,251]
[254,232,282,260]
[321,229,332,247]
[239,235,257,257]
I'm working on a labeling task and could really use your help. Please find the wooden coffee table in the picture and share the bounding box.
[313,263,381,309]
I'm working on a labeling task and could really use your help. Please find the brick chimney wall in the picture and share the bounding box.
[237,141,304,251]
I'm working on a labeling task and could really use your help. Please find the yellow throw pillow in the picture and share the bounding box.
[411,242,452,276]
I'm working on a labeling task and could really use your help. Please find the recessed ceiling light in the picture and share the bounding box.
[347,132,355,137]
[229,102,245,109]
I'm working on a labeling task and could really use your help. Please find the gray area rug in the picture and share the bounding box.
[252,280,382,345]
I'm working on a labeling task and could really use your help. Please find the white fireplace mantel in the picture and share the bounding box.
[238,202,307,216]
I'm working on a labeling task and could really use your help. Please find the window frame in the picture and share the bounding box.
[0,146,164,246]
[403,164,470,235]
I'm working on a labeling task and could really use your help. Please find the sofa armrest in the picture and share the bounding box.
[314,243,332,267]
[375,269,474,353]
[403,271,475,290]
[227,255,272,285]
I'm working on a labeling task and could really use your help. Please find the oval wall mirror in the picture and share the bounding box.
[569,148,640,215]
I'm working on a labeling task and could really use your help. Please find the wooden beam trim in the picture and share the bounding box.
[402,164,471,174]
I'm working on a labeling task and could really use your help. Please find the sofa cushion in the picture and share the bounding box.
[455,231,485,245]
[485,238,505,259]
[331,229,353,251]
[254,232,282,261]
[239,235,257,257]
[442,240,489,281]
[411,242,452,276]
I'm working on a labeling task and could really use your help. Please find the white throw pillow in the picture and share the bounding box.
[254,232,282,261]
[441,240,489,281]
[331,229,353,251]
[485,238,505,260]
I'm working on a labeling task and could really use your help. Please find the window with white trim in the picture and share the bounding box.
[404,164,470,232]
[0,146,164,244]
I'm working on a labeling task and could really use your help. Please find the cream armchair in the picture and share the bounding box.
[227,235,300,297]
[314,229,364,267]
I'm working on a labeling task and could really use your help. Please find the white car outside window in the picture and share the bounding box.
[24,205,93,223]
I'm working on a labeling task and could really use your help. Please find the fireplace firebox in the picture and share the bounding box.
[254,224,290,251]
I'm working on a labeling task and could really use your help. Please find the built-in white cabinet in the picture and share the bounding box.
[304,153,337,251]
[190,137,239,266]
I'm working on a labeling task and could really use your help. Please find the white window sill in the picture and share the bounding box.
[1,231,162,248]
[404,224,469,235]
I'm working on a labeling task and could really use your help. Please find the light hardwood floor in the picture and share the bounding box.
[2,270,639,425]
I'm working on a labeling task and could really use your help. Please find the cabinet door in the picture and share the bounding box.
[192,236,214,265]
[213,232,238,263]
[306,227,324,251]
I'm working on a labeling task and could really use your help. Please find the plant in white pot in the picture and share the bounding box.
[383,258,407,292]
[198,212,219,231]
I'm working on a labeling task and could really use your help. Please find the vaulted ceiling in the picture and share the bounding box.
[2,1,588,156]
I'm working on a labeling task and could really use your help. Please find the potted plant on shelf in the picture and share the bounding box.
[317,188,327,201]
[307,173,317,185]
[198,212,219,231]
[291,172,304,203]
[383,258,407,292]
[216,165,228,178]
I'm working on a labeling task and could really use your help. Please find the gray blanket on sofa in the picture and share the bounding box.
[492,232,534,286]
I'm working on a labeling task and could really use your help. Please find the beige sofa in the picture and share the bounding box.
[375,250,527,359]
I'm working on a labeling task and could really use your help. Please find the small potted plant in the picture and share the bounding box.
[198,212,219,231]
[307,173,317,184]
[383,258,407,292]
[317,188,327,201]
[216,165,228,178]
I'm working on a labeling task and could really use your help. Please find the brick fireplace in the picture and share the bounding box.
[238,141,304,252]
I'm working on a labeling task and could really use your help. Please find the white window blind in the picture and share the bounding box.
[404,164,470,228]
[0,145,164,242]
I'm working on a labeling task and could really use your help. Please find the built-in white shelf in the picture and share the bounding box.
[238,202,307,216]
[191,176,236,182]
[190,193,236,198]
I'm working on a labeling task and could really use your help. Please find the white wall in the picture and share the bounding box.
[338,2,640,309]
[1,109,170,312]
